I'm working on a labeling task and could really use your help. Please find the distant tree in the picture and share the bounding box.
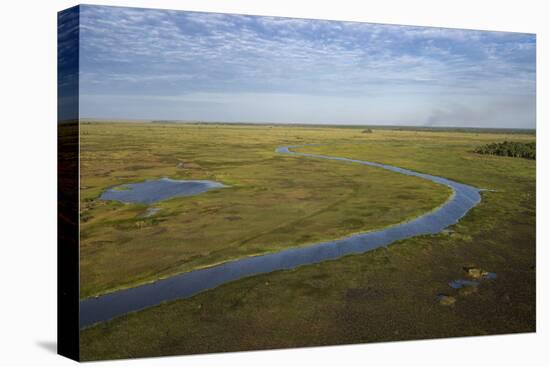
[474,141,535,160]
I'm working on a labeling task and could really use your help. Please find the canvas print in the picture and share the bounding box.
[58,4,536,361]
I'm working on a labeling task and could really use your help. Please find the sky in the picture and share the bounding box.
[78,5,536,128]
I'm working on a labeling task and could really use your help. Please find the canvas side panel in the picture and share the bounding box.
[57,5,80,361]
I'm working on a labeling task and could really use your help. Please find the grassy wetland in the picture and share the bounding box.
[80,122,535,360]
[80,122,452,298]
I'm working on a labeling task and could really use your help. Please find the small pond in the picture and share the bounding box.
[100,178,226,204]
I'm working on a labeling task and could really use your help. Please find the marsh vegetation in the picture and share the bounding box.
[79,123,451,298]
[79,122,535,360]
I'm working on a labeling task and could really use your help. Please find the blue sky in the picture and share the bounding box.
[79,5,536,128]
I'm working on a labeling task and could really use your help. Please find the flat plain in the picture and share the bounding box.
[79,123,452,298]
[79,122,535,360]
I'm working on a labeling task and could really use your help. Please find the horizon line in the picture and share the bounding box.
[76,117,536,131]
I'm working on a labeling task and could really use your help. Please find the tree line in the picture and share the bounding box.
[474,141,536,160]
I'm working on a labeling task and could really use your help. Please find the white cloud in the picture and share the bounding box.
[77,5,536,127]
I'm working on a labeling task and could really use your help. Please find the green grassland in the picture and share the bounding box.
[80,123,452,298]
[80,123,535,360]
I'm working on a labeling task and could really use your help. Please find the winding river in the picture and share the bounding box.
[80,145,481,328]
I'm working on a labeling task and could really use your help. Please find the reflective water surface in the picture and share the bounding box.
[99,177,226,204]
